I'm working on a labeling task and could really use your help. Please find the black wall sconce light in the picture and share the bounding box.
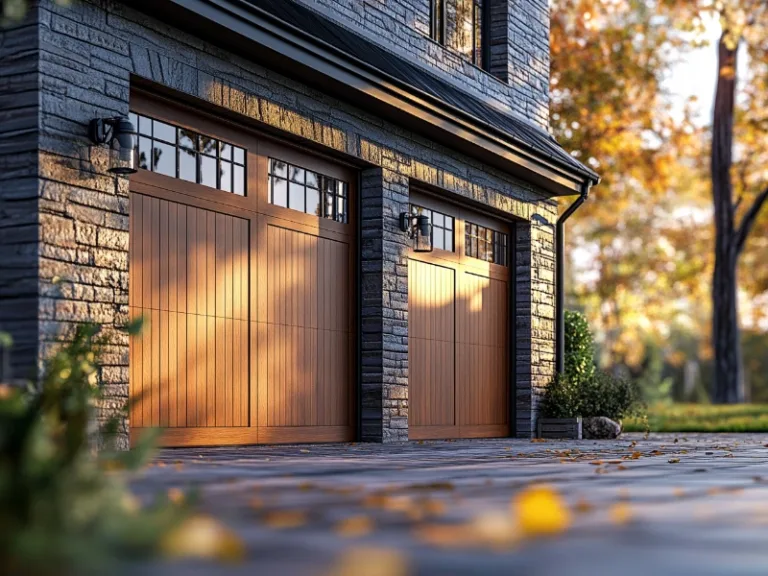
[400,211,433,252]
[88,117,137,175]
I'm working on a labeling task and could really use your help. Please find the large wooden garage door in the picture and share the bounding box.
[128,92,355,447]
[408,194,510,440]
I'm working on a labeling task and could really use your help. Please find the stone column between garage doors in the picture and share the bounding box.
[360,168,410,442]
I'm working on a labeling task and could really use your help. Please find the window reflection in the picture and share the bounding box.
[130,112,246,196]
[464,221,508,266]
[268,157,349,223]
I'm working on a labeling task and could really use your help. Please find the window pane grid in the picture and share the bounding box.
[269,158,348,223]
[430,0,484,68]
[410,204,454,252]
[130,112,246,196]
[464,221,508,266]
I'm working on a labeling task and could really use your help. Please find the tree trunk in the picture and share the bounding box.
[711,34,744,403]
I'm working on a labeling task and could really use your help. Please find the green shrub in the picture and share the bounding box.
[542,311,644,421]
[540,373,581,419]
[579,370,643,421]
[563,310,595,386]
[0,324,189,575]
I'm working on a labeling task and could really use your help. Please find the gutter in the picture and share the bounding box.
[555,181,591,375]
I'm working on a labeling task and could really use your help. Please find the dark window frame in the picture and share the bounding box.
[410,203,454,252]
[464,220,508,266]
[429,0,489,70]
[268,157,349,223]
[130,111,246,196]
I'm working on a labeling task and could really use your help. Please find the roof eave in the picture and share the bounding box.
[128,0,599,196]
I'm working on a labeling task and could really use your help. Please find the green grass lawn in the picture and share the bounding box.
[623,403,768,433]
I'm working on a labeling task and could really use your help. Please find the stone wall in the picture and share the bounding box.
[32,0,557,443]
[360,168,410,442]
[295,0,550,128]
[488,0,550,125]
[0,10,40,383]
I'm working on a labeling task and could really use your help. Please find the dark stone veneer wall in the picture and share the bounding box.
[0,13,40,382]
[5,0,557,447]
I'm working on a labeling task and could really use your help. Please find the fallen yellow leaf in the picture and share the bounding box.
[609,503,633,525]
[161,515,245,562]
[668,458,680,464]
[512,485,571,537]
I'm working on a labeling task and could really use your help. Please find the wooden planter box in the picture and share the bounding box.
[537,417,582,440]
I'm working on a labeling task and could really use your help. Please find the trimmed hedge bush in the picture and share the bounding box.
[542,311,643,421]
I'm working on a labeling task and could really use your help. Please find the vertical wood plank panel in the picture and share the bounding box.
[131,194,143,309]
[207,212,216,317]
[169,310,177,427]
[195,314,206,427]
[160,309,169,427]
[187,313,197,426]
[178,205,187,315]
[150,309,160,426]
[142,198,153,311]
[169,203,178,312]
[221,317,230,426]
[159,200,169,312]
[187,208,198,315]
[178,311,187,427]
[233,319,241,427]
[207,316,216,426]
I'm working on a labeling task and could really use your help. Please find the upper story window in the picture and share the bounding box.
[465,222,508,266]
[430,0,486,69]
[268,158,348,223]
[410,204,454,252]
[130,112,246,195]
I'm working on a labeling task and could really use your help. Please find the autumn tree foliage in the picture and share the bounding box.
[552,0,768,402]
[551,0,710,368]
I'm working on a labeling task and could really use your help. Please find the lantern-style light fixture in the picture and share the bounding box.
[400,211,433,252]
[88,116,137,175]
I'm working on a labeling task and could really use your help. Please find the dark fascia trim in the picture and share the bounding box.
[128,0,599,196]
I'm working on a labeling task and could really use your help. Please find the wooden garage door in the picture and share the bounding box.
[408,194,510,440]
[128,92,355,447]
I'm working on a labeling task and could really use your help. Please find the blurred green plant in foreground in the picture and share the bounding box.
[0,321,238,574]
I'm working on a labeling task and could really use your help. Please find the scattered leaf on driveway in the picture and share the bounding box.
[161,515,245,562]
[512,484,571,537]
[609,503,633,525]
[328,546,408,576]
[574,498,594,514]
[263,510,308,529]
[335,515,374,538]
[668,458,680,464]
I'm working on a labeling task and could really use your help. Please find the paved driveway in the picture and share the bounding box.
[131,433,768,576]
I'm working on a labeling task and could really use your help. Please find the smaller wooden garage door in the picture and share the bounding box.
[408,194,511,440]
[128,91,356,447]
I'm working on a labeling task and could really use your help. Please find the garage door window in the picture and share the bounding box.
[410,204,454,251]
[268,158,348,223]
[129,112,246,195]
[465,222,508,266]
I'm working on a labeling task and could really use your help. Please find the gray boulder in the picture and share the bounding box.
[583,416,622,439]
